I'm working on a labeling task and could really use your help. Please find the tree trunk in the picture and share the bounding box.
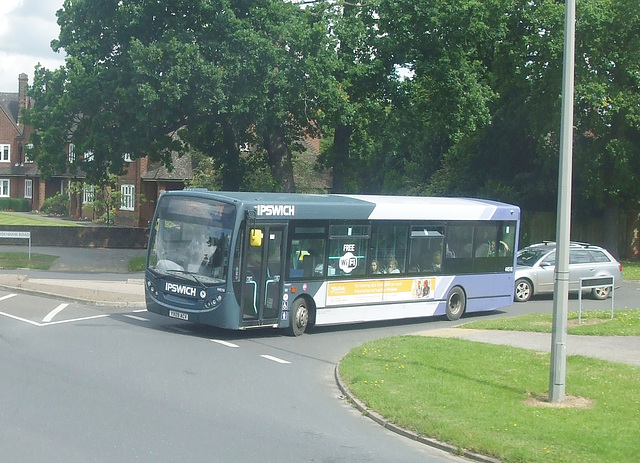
[221,120,241,191]
[263,125,295,192]
[332,124,352,193]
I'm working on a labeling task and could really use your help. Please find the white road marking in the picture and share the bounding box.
[0,310,41,326]
[123,314,149,322]
[0,311,108,326]
[0,294,17,302]
[211,339,239,348]
[261,355,290,364]
[40,314,110,326]
[43,303,69,323]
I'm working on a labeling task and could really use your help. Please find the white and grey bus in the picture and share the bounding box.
[145,191,520,335]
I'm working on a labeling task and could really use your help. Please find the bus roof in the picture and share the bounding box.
[165,190,520,222]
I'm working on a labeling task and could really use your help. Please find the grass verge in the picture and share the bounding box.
[621,260,640,280]
[0,252,59,270]
[339,335,639,463]
[460,309,640,336]
[128,256,146,272]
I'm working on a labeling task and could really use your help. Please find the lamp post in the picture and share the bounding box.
[549,0,576,403]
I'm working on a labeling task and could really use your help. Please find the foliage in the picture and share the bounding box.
[40,194,69,216]
[22,0,640,229]
[340,335,640,463]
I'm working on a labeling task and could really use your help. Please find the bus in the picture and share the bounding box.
[144,191,520,335]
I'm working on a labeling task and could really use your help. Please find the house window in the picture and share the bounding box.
[0,179,9,197]
[1,144,9,162]
[120,184,135,211]
[68,144,75,162]
[84,150,94,162]
[83,185,95,203]
[123,153,133,162]
[24,179,33,199]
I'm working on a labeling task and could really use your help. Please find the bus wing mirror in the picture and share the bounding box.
[250,229,263,247]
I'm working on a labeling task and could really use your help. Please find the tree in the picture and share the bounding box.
[25,0,338,192]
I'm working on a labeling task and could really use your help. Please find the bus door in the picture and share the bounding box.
[242,224,286,325]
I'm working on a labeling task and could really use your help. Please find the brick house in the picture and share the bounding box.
[0,73,39,208]
[1,73,191,226]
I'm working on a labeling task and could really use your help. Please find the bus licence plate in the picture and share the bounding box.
[169,310,189,321]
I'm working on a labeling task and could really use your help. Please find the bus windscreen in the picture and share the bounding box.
[148,196,236,284]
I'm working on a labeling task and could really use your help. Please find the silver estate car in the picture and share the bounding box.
[514,242,623,302]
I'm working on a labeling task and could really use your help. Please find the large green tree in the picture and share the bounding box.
[26,0,338,192]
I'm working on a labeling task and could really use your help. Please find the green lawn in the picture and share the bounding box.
[339,333,639,463]
[0,211,80,227]
[339,309,640,462]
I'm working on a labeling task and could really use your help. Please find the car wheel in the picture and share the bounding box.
[591,286,611,300]
[514,278,532,302]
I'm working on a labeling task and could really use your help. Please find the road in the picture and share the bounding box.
[1,281,638,462]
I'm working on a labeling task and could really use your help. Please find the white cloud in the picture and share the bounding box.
[0,0,66,91]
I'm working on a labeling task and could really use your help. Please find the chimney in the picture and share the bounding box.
[18,73,29,110]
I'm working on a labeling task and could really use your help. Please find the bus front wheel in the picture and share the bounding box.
[446,286,466,321]
[288,298,311,336]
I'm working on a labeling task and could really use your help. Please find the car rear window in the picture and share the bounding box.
[588,250,611,263]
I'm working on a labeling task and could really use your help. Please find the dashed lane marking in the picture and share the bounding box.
[261,355,290,364]
[211,339,239,348]
[0,294,17,302]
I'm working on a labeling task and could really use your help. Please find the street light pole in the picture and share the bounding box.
[549,0,576,403]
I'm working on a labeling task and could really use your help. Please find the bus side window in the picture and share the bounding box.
[370,224,408,275]
[287,237,326,279]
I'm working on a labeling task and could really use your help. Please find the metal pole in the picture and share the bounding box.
[549,0,576,403]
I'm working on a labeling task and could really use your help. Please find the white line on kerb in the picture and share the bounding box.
[43,303,69,323]
[0,294,17,302]
[261,355,290,364]
[211,339,239,348]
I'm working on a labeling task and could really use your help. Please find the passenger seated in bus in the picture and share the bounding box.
[370,260,382,274]
[430,250,442,271]
[386,257,401,274]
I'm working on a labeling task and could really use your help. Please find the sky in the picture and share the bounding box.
[0,0,66,92]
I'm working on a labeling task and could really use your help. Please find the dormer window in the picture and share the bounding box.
[68,143,75,162]
[123,153,133,162]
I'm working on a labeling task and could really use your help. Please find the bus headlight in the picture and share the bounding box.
[204,295,223,309]
[146,280,158,296]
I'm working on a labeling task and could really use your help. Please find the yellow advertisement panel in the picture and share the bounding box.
[326,278,436,306]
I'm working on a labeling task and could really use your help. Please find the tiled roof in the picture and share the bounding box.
[141,151,193,181]
[0,92,20,127]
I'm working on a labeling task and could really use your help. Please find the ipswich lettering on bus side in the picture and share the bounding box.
[256,205,295,216]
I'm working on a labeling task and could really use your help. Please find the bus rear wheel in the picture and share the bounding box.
[288,298,311,336]
[446,286,466,321]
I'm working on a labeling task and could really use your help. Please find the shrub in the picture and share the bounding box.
[0,198,30,212]
[41,194,70,216]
